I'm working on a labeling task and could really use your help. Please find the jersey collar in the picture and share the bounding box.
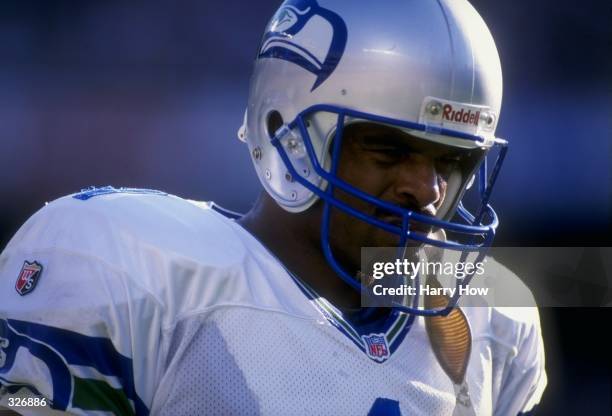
[288,272,416,363]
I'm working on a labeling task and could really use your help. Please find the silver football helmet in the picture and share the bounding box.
[238,0,508,315]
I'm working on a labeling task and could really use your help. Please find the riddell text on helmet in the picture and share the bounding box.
[443,104,480,126]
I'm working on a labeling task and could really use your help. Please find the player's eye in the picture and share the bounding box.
[367,147,407,165]
[356,136,410,163]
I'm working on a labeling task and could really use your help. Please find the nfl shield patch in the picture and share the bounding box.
[362,333,390,362]
[15,261,43,296]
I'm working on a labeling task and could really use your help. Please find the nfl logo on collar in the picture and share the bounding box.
[15,261,43,296]
[362,334,390,362]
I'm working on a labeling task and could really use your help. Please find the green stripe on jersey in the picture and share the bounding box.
[386,313,407,343]
[72,377,135,416]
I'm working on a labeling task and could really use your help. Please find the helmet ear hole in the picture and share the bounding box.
[266,110,284,139]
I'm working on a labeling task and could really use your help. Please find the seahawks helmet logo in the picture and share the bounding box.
[258,0,347,91]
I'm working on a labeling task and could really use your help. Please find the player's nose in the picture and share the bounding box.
[392,154,440,211]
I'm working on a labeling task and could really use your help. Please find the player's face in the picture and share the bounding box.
[326,123,470,272]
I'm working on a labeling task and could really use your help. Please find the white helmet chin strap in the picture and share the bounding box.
[237,110,248,143]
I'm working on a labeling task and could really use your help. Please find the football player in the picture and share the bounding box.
[0,0,546,415]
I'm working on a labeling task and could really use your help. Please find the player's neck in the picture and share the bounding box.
[238,194,362,310]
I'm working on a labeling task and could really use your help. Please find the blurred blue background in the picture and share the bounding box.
[0,0,610,413]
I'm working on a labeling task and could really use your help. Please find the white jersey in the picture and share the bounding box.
[0,188,546,415]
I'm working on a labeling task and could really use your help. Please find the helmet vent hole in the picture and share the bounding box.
[266,110,284,139]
